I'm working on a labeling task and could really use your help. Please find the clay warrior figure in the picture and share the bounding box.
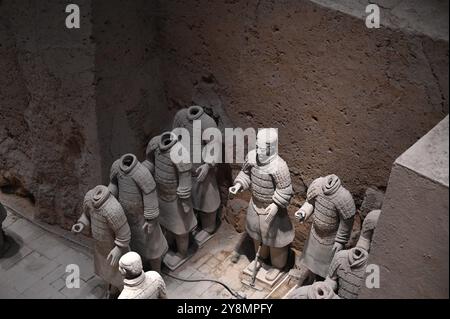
[0,201,8,256]
[109,153,168,273]
[324,209,381,299]
[71,185,131,297]
[147,131,197,267]
[229,128,294,278]
[286,280,339,299]
[295,174,356,284]
[173,105,222,244]
[118,252,167,299]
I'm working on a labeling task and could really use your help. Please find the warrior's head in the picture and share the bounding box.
[119,252,143,279]
[256,128,278,164]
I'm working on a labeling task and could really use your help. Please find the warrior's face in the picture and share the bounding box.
[256,128,278,164]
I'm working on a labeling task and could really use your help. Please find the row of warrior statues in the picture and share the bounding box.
[65,105,381,299]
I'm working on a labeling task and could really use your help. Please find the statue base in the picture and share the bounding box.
[265,273,298,299]
[163,250,194,271]
[241,260,286,290]
[194,229,215,248]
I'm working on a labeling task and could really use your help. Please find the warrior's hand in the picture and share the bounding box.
[142,220,156,234]
[229,183,242,195]
[294,202,314,224]
[294,209,306,223]
[107,246,122,266]
[331,242,344,257]
[264,203,279,226]
[71,222,85,233]
[196,164,210,183]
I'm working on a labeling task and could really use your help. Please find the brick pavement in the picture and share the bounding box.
[0,206,273,299]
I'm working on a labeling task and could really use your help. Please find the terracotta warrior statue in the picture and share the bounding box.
[324,209,381,299]
[229,128,294,278]
[295,174,356,284]
[71,185,131,297]
[118,252,167,299]
[286,281,339,299]
[108,153,168,273]
[0,201,8,256]
[173,105,221,243]
[148,131,197,265]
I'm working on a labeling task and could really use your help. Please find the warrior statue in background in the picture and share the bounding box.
[324,209,381,299]
[229,128,294,279]
[148,131,197,268]
[72,185,131,298]
[295,174,356,285]
[109,153,168,273]
[173,105,222,244]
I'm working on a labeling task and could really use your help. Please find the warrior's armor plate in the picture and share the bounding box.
[301,175,356,278]
[109,154,168,261]
[78,186,131,288]
[172,106,221,213]
[327,247,369,299]
[234,149,294,247]
[153,136,197,235]
[118,271,167,299]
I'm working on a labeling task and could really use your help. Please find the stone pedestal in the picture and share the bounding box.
[163,250,194,272]
[194,230,215,248]
[359,116,449,299]
[241,260,286,290]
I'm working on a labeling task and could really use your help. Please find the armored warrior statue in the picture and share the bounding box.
[229,128,294,278]
[324,209,381,299]
[0,201,8,256]
[108,153,168,273]
[118,252,167,299]
[71,185,131,297]
[295,174,356,284]
[148,131,197,267]
[172,105,221,245]
[286,281,339,299]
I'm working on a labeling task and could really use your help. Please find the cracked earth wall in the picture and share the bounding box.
[0,0,102,228]
[1,0,449,235]
[158,0,449,200]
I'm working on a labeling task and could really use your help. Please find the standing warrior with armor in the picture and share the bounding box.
[229,128,294,278]
[324,209,381,299]
[173,105,221,243]
[295,174,356,284]
[148,131,197,266]
[72,185,131,298]
[108,153,168,273]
